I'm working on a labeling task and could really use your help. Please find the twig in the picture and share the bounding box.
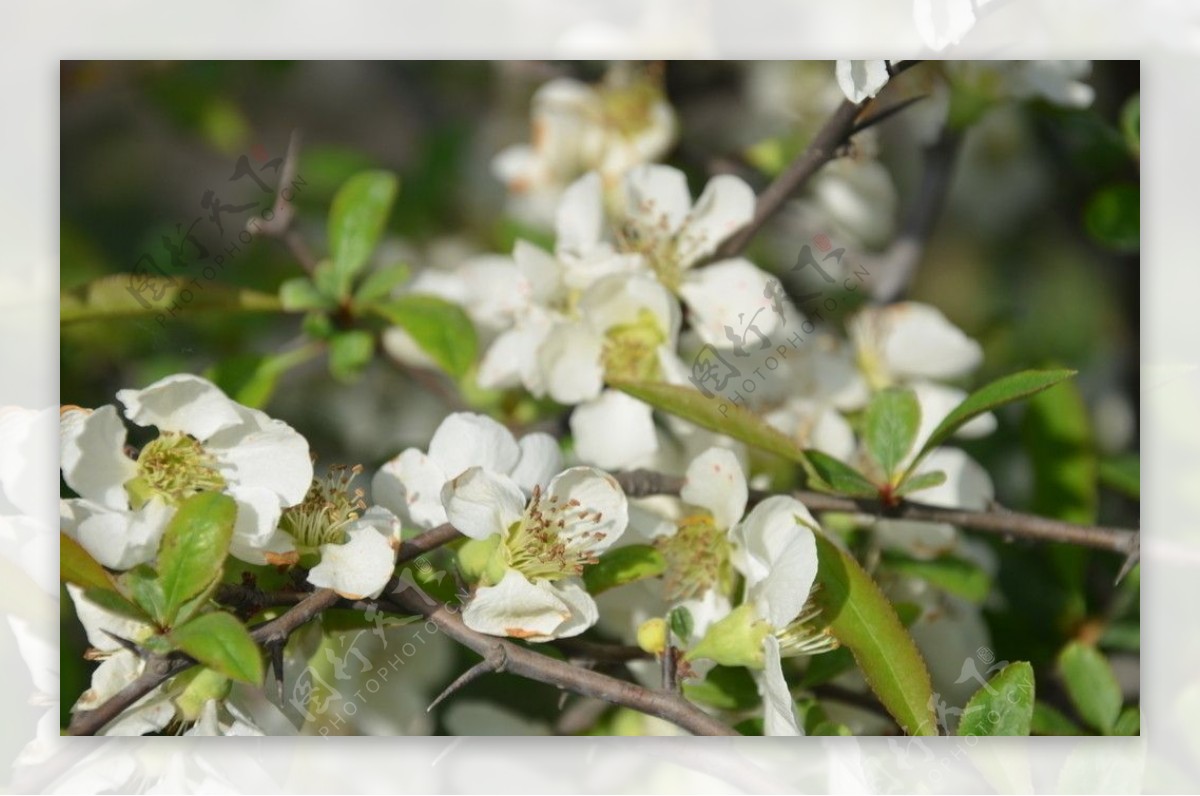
[426,646,507,713]
[714,61,920,259]
[385,583,738,736]
[612,469,1138,555]
[67,588,339,736]
[248,129,317,273]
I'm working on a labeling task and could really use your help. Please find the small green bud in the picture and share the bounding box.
[685,604,770,669]
[456,535,504,586]
[173,667,232,723]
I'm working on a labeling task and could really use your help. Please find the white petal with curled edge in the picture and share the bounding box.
[681,447,747,531]
[879,303,983,381]
[733,495,819,629]
[62,497,171,571]
[307,509,399,600]
[226,485,293,565]
[537,322,605,405]
[441,467,526,541]
[570,390,658,471]
[679,258,784,348]
[622,164,691,238]
[116,374,243,440]
[60,405,136,510]
[510,433,562,493]
[209,410,313,506]
[462,570,571,641]
[759,635,803,736]
[835,60,890,103]
[556,172,605,261]
[372,448,448,530]
[543,578,600,640]
[427,412,521,481]
[544,466,628,554]
[676,174,755,268]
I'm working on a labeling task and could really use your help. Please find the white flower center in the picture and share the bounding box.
[280,464,365,549]
[125,432,226,508]
[655,513,734,602]
[504,484,607,582]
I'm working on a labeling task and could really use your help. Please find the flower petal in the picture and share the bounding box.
[579,272,681,344]
[427,412,521,481]
[544,466,628,554]
[306,508,400,600]
[441,467,526,541]
[226,485,290,565]
[60,405,136,510]
[681,447,747,531]
[510,433,562,493]
[676,175,755,267]
[462,570,571,641]
[543,578,600,639]
[372,448,448,530]
[679,259,786,348]
[622,164,691,238]
[759,635,803,736]
[877,303,983,382]
[732,495,819,629]
[116,374,243,440]
[835,60,890,103]
[556,172,605,261]
[66,584,154,652]
[570,390,658,471]
[61,497,171,571]
[537,322,605,405]
[207,406,313,506]
[478,318,553,394]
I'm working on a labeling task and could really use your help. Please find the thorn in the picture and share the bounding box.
[426,646,507,713]
[1115,533,1140,585]
[102,630,149,659]
[269,641,286,703]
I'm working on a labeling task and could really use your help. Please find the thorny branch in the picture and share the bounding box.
[247,129,317,273]
[613,469,1139,557]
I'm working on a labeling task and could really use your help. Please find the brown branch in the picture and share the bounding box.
[385,582,738,736]
[714,60,921,259]
[613,469,1138,555]
[247,128,317,273]
[66,588,339,736]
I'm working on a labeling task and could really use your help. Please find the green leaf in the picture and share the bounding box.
[611,381,806,463]
[327,170,399,296]
[812,532,937,735]
[328,330,375,383]
[1120,94,1139,158]
[864,387,921,481]
[1099,455,1139,500]
[1113,706,1140,736]
[156,492,237,627]
[908,369,1077,473]
[1023,379,1097,524]
[118,565,168,626]
[804,450,879,498]
[882,552,991,603]
[1058,641,1123,734]
[168,611,264,684]
[354,263,411,305]
[61,275,281,325]
[683,665,760,710]
[894,470,947,498]
[668,606,694,643]
[373,295,478,378]
[956,661,1035,736]
[279,277,334,311]
[582,544,665,595]
[1032,701,1083,735]
[1084,183,1139,253]
[61,533,117,593]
